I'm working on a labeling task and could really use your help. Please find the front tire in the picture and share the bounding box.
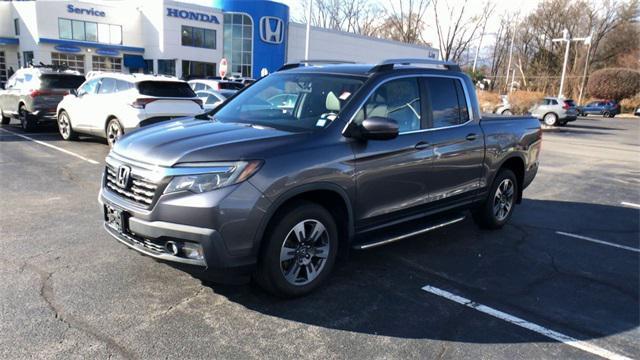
[256,201,338,297]
[473,169,518,229]
[543,112,558,126]
[57,111,78,140]
[106,118,123,147]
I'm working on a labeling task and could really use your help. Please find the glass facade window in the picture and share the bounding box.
[52,52,85,73]
[59,18,122,45]
[92,55,122,72]
[144,59,154,74]
[23,51,34,67]
[0,51,6,83]
[181,26,216,49]
[182,60,216,79]
[158,59,175,76]
[223,13,252,77]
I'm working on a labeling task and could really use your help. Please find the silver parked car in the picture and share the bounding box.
[0,65,85,131]
[529,97,578,126]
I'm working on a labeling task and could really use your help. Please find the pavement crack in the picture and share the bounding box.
[23,263,135,360]
[163,286,206,315]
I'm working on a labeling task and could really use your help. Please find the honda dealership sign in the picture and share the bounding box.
[260,16,284,44]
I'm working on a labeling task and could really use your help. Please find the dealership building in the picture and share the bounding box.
[0,0,439,83]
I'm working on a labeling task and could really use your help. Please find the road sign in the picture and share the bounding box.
[219,58,228,78]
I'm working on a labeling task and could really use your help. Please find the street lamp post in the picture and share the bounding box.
[552,29,591,99]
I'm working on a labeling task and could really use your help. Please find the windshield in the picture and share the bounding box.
[40,74,85,89]
[214,73,364,132]
[137,81,196,98]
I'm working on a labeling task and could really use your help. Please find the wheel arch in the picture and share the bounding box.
[253,183,355,261]
[496,155,526,203]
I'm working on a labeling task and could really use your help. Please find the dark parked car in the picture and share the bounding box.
[578,100,620,118]
[0,65,85,131]
[100,59,541,297]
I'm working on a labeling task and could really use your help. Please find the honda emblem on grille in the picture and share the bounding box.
[116,165,131,188]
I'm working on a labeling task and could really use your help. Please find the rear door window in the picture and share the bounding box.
[116,80,132,92]
[40,74,86,89]
[98,77,116,94]
[424,77,467,128]
[137,81,196,97]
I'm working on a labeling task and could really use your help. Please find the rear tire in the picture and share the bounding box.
[57,111,78,140]
[603,111,610,118]
[106,118,123,148]
[255,201,338,298]
[19,106,36,132]
[473,169,518,230]
[543,112,558,126]
[0,109,9,125]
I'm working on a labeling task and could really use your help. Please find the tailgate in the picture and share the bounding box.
[144,98,202,117]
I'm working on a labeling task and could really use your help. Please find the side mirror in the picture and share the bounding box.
[360,117,399,140]
[70,88,78,96]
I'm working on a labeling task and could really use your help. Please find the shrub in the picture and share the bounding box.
[476,91,501,113]
[586,68,640,102]
[620,94,640,113]
[508,91,545,115]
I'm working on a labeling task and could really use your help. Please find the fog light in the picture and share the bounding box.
[166,241,180,256]
[181,242,204,260]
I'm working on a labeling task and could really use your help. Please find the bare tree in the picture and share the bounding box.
[299,0,382,37]
[378,0,432,44]
[432,0,495,62]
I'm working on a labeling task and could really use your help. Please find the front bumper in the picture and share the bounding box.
[99,170,271,281]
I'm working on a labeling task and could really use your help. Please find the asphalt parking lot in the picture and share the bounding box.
[1,115,638,359]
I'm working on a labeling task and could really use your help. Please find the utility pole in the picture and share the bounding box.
[577,34,593,105]
[504,17,518,93]
[552,29,591,99]
[305,0,312,60]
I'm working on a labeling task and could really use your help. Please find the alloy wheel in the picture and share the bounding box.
[493,179,515,221]
[107,120,122,147]
[58,113,70,138]
[543,113,557,126]
[279,219,330,286]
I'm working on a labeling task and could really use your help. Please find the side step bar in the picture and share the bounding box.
[352,215,465,250]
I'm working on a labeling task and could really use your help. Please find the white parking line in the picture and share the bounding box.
[556,231,640,253]
[620,202,640,209]
[0,128,99,165]
[421,285,632,360]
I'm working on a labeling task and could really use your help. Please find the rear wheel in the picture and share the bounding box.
[19,105,36,132]
[256,201,338,297]
[106,118,123,147]
[473,169,518,229]
[57,111,78,140]
[501,109,513,115]
[0,108,9,125]
[543,112,558,126]
[603,111,610,118]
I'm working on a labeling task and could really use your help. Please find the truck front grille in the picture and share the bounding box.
[105,164,158,207]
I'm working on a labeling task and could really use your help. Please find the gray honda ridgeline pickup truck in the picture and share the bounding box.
[99,59,541,297]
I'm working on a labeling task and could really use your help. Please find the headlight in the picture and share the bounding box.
[164,160,262,194]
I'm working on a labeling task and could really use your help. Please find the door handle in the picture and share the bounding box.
[414,141,430,150]
[465,133,477,141]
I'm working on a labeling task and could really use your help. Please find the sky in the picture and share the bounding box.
[276,0,542,50]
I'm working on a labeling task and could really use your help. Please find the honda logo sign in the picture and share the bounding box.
[260,16,284,44]
[116,165,131,188]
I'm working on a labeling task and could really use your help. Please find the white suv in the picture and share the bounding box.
[57,73,203,146]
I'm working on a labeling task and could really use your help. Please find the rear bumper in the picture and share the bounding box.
[31,109,57,121]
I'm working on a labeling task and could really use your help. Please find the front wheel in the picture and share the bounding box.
[106,118,123,147]
[256,201,338,297]
[501,109,513,115]
[543,112,558,126]
[473,169,518,229]
[57,111,78,140]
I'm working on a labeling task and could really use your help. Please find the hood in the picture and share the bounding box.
[112,118,305,167]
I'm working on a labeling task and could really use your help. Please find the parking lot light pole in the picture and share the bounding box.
[305,0,312,59]
[553,29,591,99]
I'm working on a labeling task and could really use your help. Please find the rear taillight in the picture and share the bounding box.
[192,98,203,108]
[29,89,53,97]
[130,98,158,109]
[562,102,570,110]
